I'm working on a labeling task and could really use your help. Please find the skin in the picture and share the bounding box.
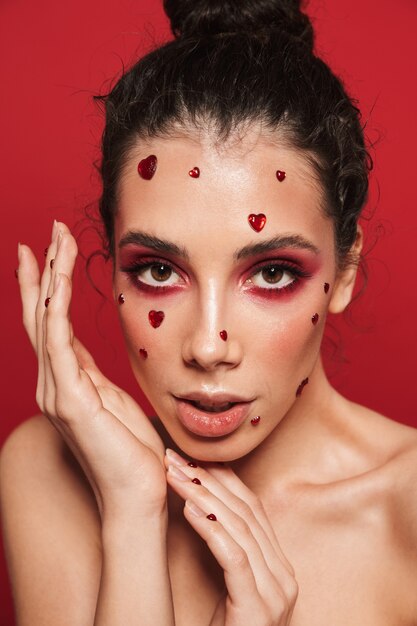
[2,128,417,625]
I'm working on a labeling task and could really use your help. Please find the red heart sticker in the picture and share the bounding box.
[138,155,157,180]
[188,167,200,178]
[248,213,266,232]
[276,170,286,182]
[148,310,165,328]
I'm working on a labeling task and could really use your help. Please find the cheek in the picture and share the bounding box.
[242,294,327,376]
[117,302,181,393]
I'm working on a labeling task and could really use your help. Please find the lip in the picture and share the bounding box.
[173,395,253,437]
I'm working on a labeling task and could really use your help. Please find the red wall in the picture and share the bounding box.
[1,0,416,623]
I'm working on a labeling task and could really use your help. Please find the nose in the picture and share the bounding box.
[181,282,243,371]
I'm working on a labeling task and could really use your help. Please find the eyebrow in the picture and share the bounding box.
[118,231,190,260]
[234,235,319,259]
[118,230,319,261]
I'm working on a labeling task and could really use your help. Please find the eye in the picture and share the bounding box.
[136,262,181,287]
[246,264,297,290]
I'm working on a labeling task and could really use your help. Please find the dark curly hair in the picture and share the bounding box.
[95,0,372,266]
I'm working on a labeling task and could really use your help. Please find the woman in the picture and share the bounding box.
[2,0,417,624]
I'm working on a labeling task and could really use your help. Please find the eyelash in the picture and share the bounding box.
[119,257,311,296]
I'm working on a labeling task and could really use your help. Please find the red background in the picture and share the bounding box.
[1,0,416,623]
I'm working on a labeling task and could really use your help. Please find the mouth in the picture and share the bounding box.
[185,399,236,413]
[173,393,254,437]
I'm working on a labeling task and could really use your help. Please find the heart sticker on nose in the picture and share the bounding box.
[148,310,165,328]
[248,213,266,232]
[138,154,157,180]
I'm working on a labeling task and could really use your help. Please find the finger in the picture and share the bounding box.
[205,466,295,573]
[44,272,86,392]
[184,499,260,605]
[35,221,60,409]
[17,243,41,350]
[165,449,294,575]
[183,499,286,626]
[166,463,295,611]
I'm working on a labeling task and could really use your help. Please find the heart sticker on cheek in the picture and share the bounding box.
[148,310,165,328]
[138,155,157,180]
[248,213,266,232]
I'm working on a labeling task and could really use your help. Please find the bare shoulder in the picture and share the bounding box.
[347,402,417,546]
[0,415,101,625]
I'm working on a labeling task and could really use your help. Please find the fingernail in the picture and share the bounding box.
[166,448,186,467]
[52,220,58,241]
[167,465,189,481]
[186,499,205,517]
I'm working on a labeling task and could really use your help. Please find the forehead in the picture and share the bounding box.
[114,129,334,258]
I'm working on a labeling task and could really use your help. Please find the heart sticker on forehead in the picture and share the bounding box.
[148,310,165,328]
[248,213,266,232]
[138,154,157,180]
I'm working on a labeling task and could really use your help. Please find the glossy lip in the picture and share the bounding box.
[173,393,254,438]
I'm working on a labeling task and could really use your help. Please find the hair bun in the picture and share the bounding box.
[163,0,314,50]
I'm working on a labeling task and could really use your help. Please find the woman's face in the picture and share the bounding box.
[113,130,339,461]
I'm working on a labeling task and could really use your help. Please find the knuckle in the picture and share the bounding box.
[227,545,249,569]
[234,497,252,519]
[232,515,252,538]
[35,389,44,411]
[287,577,299,602]
[273,590,290,617]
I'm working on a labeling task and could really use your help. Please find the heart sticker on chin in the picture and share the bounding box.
[138,154,158,180]
[148,310,165,328]
[248,213,266,232]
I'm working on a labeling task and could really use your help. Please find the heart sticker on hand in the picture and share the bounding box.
[138,155,158,180]
[248,213,266,232]
[148,310,165,328]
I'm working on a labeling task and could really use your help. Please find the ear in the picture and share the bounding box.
[328,225,363,314]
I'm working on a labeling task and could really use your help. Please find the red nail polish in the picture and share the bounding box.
[296,377,309,397]
[192,478,201,485]
[45,297,51,307]
[206,513,217,521]
[188,461,198,468]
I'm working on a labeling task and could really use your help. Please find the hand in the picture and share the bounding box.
[17,221,167,519]
[164,449,298,626]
